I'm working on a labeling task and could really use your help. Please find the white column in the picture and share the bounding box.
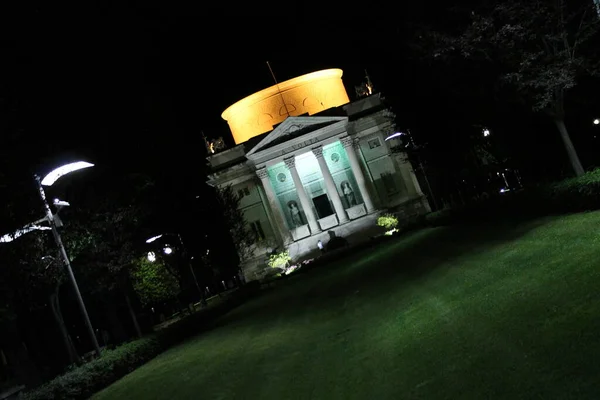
[341,136,376,213]
[256,167,292,244]
[284,156,321,234]
[312,145,348,224]
[255,182,284,245]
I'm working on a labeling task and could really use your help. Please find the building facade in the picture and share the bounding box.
[206,69,430,281]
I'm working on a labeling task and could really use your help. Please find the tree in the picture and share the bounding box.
[214,185,257,270]
[63,172,156,340]
[0,175,90,368]
[130,256,179,307]
[425,0,600,176]
[0,227,84,368]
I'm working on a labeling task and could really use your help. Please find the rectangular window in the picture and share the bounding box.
[368,138,381,149]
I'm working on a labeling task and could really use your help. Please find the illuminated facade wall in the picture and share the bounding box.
[221,69,350,145]
[233,181,275,245]
[207,93,432,282]
[267,141,363,229]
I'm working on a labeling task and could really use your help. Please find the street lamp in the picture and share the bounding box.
[35,161,101,358]
[0,218,51,243]
[145,232,206,306]
[384,132,405,141]
[147,251,156,262]
[594,118,599,125]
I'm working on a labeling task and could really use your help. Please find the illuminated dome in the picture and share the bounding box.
[222,68,350,145]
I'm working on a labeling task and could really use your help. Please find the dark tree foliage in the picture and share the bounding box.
[214,185,257,267]
[63,172,155,293]
[420,0,600,176]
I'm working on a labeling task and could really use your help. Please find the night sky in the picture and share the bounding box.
[0,3,430,240]
[0,3,452,169]
[2,2,600,235]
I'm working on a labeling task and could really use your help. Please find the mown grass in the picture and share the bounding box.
[93,212,600,399]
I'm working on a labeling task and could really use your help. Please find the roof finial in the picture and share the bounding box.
[365,69,374,95]
[355,69,375,98]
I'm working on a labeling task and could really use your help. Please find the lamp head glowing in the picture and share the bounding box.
[163,246,173,255]
[385,132,405,141]
[0,225,51,243]
[483,128,490,137]
[53,199,71,207]
[594,118,600,125]
[41,161,94,186]
[147,251,156,262]
[146,234,163,243]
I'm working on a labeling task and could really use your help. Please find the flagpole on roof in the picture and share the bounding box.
[266,61,291,118]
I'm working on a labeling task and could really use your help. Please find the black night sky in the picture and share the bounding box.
[2,2,600,236]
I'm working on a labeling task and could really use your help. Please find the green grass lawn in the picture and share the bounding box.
[93,212,600,399]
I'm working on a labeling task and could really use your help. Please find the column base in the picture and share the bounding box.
[308,223,321,235]
[347,204,366,220]
[291,225,311,241]
[317,214,339,231]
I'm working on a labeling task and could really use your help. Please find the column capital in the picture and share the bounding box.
[283,156,296,170]
[311,145,324,159]
[341,135,359,149]
[256,167,269,180]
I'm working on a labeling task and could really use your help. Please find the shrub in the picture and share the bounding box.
[377,213,399,230]
[22,283,262,400]
[268,250,291,270]
[22,337,162,400]
[540,169,600,213]
[421,168,600,228]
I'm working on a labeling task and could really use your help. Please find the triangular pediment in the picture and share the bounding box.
[245,116,347,157]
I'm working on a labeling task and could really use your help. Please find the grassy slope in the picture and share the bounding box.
[93,212,600,399]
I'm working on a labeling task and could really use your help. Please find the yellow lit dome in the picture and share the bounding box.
[221,68,350,145]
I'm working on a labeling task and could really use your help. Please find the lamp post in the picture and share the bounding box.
[146,233,206,306]
[35,161,101,358]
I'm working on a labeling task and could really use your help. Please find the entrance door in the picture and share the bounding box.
[312,194,334,219]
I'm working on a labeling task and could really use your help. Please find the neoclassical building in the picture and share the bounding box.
[206,69,430,281]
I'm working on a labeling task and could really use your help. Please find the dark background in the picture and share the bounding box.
[2,2,600,241]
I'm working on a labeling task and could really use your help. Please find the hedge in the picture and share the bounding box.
[424,168,600,227]
[22,282,261,400]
